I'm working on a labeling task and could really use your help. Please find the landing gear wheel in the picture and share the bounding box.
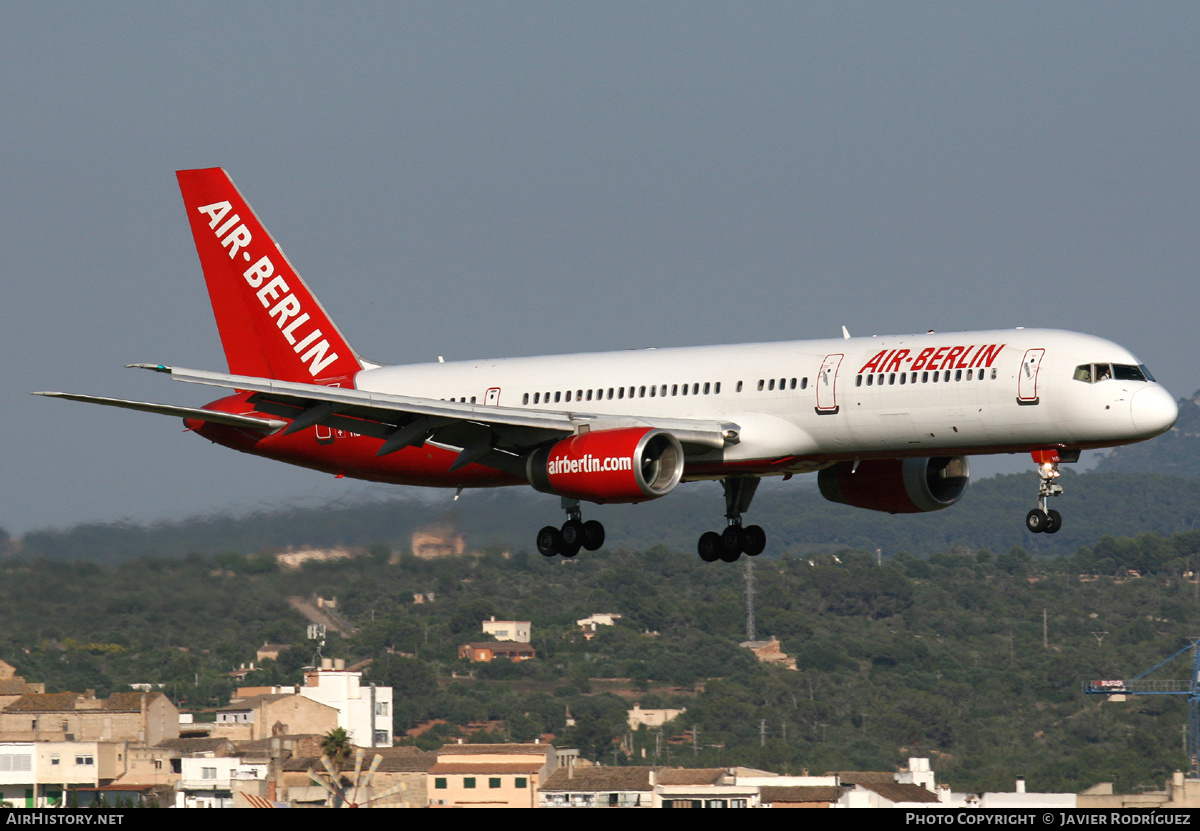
[1044,509,1062,534]
[742,525,766,556]
[558,520,583,558]
[721,526,745,557]
[537,526,562,557]
[1025,509,1048,534]
[561,519,584,549]
[698,531,723,563]
[719,541,741,563]
[582,520,605,551]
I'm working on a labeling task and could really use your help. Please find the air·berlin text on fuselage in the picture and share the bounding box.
[196,200,340,377]
[858,343,1006,375]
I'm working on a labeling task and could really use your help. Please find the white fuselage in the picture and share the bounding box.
[354,327,1177,477]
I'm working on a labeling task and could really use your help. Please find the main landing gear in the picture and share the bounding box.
[537,498,605,558]
[1025,449,1075,534]
[697,476,767,563]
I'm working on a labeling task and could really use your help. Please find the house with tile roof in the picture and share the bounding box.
[540,765,655,808]
[429,743,556,808]
[0,690,178,746]
[213,693,338,741]
[282,745,436,807]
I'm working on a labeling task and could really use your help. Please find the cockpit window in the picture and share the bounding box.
[1074,363,1152,383]
[1113,364,1151,382]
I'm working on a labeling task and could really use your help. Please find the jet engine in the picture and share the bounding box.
[817,456,970,513]
[527,427,684,504]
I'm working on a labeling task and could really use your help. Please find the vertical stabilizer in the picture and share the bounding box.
[176,168,362,382]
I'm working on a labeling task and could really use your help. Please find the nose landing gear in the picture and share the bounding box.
[537,498,605,557]
[1025,449,1075,534]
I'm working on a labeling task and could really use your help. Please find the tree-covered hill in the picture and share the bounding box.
[13,468,1200,564]
[4,530,1200,793]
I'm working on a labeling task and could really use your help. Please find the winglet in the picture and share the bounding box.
[176,169,363,383]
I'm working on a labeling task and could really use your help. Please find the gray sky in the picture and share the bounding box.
[4,3,1198,536]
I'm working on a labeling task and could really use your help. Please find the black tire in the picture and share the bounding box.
[1044,509,1062,534]
[537,526,561,557]
[698,531,722,563]
[561,519,585,548]
[1025,509,1047,534]
[559,520,582,558]
[742,525,767,556]
[582,520,605,551]
[721,525,744,556]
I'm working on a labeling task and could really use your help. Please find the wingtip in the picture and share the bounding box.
[126,363,172,373]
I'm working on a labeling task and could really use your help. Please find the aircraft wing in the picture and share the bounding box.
[31,391,286,433]
[128,364,736,473]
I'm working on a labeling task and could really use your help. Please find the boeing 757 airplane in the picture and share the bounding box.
[37,169,1179,562]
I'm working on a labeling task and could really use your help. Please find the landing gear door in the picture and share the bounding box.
[1018,348,1045,404]
[816,353,843,414]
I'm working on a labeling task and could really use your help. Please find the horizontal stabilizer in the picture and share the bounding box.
[33,392,285,433]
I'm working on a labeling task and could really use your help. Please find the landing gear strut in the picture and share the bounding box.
[698,476,767,563]
[537,498,605,557]
[1025,449,1073,534]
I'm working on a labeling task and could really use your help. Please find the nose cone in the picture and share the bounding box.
[1130,386,1178,437]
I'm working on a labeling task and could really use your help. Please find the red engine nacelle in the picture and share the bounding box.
[817,456,970,514]
[526,427,684,504]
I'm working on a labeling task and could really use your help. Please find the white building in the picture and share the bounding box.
[298,661,393,747]
[482,618,531,643]
[0,741,128,808]
[175,755,268,808]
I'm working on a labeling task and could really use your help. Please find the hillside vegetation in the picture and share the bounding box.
[4,527,1200,793]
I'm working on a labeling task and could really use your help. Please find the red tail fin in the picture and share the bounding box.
[176,168,362,382]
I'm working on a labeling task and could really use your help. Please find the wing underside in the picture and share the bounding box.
[40,365,735,477]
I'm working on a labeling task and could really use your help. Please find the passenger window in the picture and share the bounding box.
[714,382,721,394]
[735,381,742,393]
[757,380,764,391]
[704,382,711,394]
[523,393,529,404]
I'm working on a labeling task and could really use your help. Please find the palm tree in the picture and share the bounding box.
[321,726,353,773]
